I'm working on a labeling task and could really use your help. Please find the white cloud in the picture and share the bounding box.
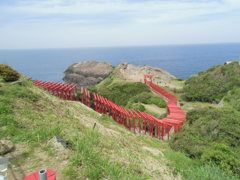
[2,0,240,24]
[0,0,240,48]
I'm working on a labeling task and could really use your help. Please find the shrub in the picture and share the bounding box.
[183,61,240,103]
[126,103,146,112]
[170,107,240,177]
[131,92,166,108]
[0,64,9,76]
[201,143,240,177]
[94,81,166,109]
[224,87,240,111]
[0,64,20,82]
[95,81,151,106]
[3,68,20,82]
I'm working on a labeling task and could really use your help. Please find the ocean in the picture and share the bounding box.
[0,43,240,81]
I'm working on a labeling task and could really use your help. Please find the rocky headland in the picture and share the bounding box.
[63,61,180,88]
[63,61,114,87]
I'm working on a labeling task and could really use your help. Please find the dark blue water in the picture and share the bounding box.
[0,43,240,81]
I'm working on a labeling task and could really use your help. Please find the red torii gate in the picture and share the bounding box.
[144,75,153,84]
[31,75,186,141]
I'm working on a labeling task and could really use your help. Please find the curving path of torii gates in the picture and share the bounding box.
[32,75,186,140]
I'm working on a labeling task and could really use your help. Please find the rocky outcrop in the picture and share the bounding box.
[0,139,14,155]
[114,63,179,89]
[63,61,179,89]
[63,61,114,87]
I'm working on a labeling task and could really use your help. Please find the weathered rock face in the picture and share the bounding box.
[63,61,179,89]
[63,61,114,87]
[116,63,175,81]
[114,63,179,89]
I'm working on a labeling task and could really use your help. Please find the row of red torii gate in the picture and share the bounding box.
[32,75,186,140]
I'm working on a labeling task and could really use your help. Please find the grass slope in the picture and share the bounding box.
[0,77,174,179]
[1,77,238,180]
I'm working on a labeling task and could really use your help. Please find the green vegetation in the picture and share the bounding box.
[0,78,43,143]
[170,78,185,88]
[0,64,20,82]
[90,75,166,112]
[224,87,240,111]
[66,129,148,179]
[0,68,239,180]
[0,77,153,179]
[183,61,240,103]
[167,61,240,179]
[165,150,239,180]
[170,107,240,177]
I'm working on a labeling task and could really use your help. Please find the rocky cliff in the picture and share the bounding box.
[63,61,179,88]
[63,61,114,87]
[114,63,178,88]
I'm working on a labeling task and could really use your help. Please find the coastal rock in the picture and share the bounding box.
[114,63,179,89]
[63,61,114,87]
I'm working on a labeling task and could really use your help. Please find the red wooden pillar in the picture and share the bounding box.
[86,90,90,107]
[81,88,84,104]
[129,110,136,134]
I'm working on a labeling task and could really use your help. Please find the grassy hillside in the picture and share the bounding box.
[183,61,240,103]
[167,61,240,178]
[1,78,166,179]
[1,77,238,180]
[0,77,176,180]
[89,74,166,113]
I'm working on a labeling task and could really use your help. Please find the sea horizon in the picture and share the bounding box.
[0,43,240,82]
[1,42,240,51]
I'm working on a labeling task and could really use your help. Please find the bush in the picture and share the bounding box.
[201,143,240,177]
[0,64,20,82]
[94,80,166,109]
[170,107,240,177]
[224,87,240,111]
[130,92,166,108]
[95,81,151,106]
[0,64,8,76]
[183,61,240,103]
[126,103,146,112]
[164,150,239,180]
[3,68,20,82]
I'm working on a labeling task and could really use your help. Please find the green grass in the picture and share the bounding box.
[170,79,185,88]
[68,129,148,180]
[89,75,166,116]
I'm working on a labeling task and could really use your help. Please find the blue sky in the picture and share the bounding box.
[0,0,240,49]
